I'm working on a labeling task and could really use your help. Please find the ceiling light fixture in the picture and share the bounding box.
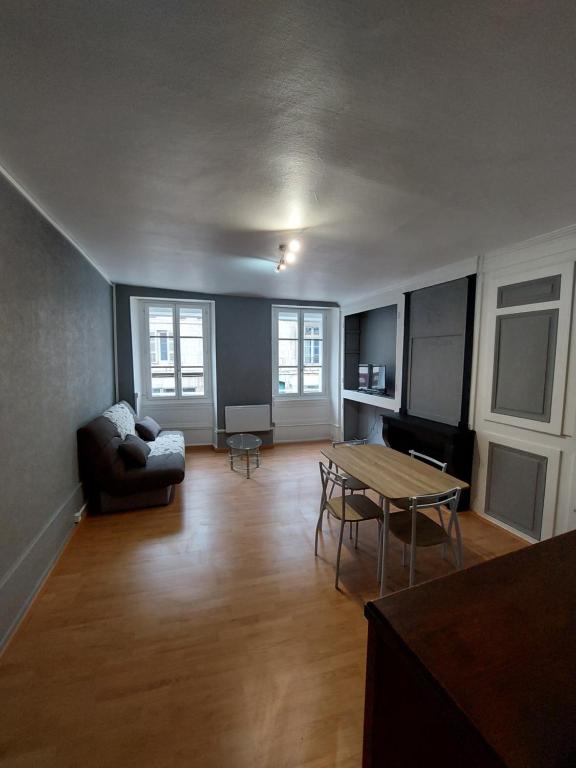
[275,239,302,272]
[288,239,301,253]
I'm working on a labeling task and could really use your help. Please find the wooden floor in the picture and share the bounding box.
[0,443,526,768]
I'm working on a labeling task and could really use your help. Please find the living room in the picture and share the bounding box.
[2,3,576,766]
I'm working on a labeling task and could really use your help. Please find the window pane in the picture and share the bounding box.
[181,367,204,396]
[278,367,299,394]
[179,307,203,337]
[303,367,322,393]
[149,306,174,336]
[149,306,175,368]
[149,335,175,365]
[180,337,204,367]
[303,312,323,339]
[303,339,322,366]
[151,367,176,397]
[278,339,298,367]
[278,311,299,339]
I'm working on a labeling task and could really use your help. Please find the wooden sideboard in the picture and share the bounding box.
[363,530,576,767]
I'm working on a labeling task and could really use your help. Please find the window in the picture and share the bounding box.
[274,308,326,396]
[144,302,212,399]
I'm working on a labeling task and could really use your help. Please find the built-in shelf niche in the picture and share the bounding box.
[343,304,398,397]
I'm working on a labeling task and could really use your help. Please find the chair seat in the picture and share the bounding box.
[342,474,370,492]
[388,510,449,547]
[327,494,382,522]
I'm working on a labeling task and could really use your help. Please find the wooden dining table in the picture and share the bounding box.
[320,444,469,595]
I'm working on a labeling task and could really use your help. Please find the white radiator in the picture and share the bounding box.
[225,404,271,433]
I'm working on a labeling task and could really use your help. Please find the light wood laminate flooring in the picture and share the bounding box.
[0,443,526,768]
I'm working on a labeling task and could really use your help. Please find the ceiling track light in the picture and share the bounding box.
[275,239,301,272]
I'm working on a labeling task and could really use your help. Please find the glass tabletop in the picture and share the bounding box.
[226,433,262,451]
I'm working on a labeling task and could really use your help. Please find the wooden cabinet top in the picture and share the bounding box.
[365,530,576,768]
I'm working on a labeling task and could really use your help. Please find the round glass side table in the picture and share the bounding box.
[226,433,262,478]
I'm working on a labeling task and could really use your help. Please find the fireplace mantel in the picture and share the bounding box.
[381,411,474,509]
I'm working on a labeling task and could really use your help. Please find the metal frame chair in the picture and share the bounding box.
[396,450,449,564]
[330,439,370,492]
[408,449,447,473]
[329,438,370,541]
[388,487,463,587]
[316,462,383,589]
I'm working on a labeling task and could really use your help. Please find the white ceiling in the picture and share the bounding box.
[1,1,576,304]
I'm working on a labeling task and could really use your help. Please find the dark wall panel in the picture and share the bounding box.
[497,275,561,308]
[408,335,465,424]
[485,442,547,539]
[406,278,470,426]
[214,297,272,427]
[491,309,558,422]
[0,173,114,647]
[343,314,361,390]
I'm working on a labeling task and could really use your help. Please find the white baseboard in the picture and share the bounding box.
[0,483,83,652]
[181,427,214,446]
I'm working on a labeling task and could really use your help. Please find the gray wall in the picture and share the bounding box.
[114,285,336,443]
[0,173,115,648]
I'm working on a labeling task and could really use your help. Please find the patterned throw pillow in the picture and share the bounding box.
[135,416,161,441]
[102,402,136,440]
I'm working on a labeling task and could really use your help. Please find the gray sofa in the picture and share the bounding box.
[77,401,185,512]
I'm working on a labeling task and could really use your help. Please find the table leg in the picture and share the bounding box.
[379,499,390,597]
[246,450,250,479]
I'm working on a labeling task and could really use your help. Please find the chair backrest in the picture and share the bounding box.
[332,438,368,447]
[409,487,461,513]
[319,461,348,493]
[409,449,447,473]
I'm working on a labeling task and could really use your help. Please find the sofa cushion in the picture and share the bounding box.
[92,452,185,497]
[149,430,185,458]
[135,416,162,441]
[102,401,136,440]
[118,434,151,468]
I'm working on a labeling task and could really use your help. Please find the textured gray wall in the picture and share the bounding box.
[114,285,336,439]
[0,174,114,647]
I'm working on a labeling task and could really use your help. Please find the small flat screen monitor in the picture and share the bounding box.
[358,364,371,390]
[371,365,386,391]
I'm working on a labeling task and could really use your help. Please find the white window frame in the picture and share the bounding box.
[140,300,213,403]
[272,306,329,400]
